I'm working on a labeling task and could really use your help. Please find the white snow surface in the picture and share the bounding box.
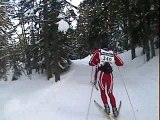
[57,19,70,32]
[0,48,159,120]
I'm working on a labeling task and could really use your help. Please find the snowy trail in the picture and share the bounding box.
[0,61,135,120]
[0,51,158,120]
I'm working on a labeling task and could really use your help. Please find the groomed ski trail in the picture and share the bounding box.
[1,56,157,120]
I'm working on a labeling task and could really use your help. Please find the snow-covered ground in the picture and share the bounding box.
[0,48,159,120]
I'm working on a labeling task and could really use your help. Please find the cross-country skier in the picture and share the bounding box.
[89,45,124,117]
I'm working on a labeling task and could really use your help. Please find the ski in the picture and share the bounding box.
[94,100,114,120]
[117,101,122,117]
[94,100,121,120]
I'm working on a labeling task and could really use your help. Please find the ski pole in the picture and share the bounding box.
[86,82,94,120]
[90,66,93,83]
[86,67,94,120]
[90,66,98,90]
[117,66,137,120]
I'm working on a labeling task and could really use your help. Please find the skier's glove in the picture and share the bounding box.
[93,79,98,90]
[93,79,97,85]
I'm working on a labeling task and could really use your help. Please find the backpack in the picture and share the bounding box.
[98,62,113,73]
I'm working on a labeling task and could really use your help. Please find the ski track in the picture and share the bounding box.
[0,55,158,120]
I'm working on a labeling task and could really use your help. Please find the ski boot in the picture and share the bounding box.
[104,104,110,115]
[112,107,118,117]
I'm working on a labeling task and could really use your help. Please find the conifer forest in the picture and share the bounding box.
[0,0,159,81]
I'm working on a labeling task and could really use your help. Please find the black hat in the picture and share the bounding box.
[101,43,108,49]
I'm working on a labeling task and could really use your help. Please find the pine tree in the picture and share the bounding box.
[76,0,159,61]
[0,1,13,80]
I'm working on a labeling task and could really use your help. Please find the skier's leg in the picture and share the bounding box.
[98,72,110,114]
[106,73,116,108]
[98,72,108,105]
[108,92,116,108]
[106,73,118,117]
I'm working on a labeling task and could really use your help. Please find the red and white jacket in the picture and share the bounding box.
[89,49,124,67]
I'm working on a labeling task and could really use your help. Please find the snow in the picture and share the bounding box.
[0,48,159,120]
[66,0,84,7]
[57,0,84,31]
[57,19,70,32]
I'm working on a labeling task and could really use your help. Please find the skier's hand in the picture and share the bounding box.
[93,79,98,90]
[93,79,97,85]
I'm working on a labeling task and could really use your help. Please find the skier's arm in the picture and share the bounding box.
[94,66,98,83]
[89,52,100,66]
[114,54,124,66]
[91,66,99,90]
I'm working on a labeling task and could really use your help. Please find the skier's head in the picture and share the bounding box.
[101,43,108,49]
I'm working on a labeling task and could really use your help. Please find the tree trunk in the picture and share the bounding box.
[54,54,61,82]
[124,38,129,51]
[130,33,136,59]
[43,0,52,80]
[131,41,136,60]
[26,47,32,75]
[145,40,150,61]
[55,68,60,82]
[150,39,155,58]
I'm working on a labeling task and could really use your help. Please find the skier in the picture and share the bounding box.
[89,45,124,117]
